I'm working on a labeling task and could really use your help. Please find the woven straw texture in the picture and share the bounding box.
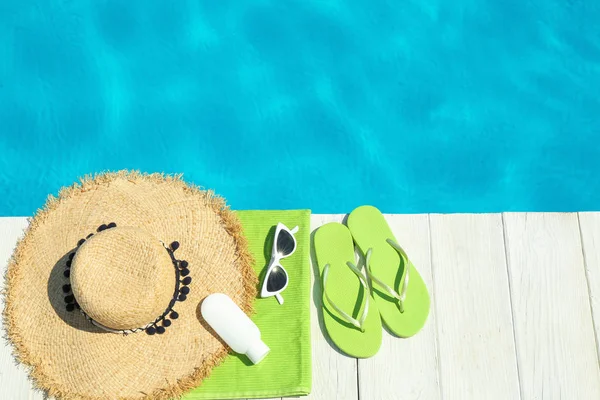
[2,171,257,400]
[71,227,175,330]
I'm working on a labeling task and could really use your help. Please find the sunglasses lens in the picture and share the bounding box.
[276,229,295,257]
[266,265,288,292]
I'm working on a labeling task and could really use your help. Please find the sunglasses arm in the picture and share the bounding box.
[275,293,284,305]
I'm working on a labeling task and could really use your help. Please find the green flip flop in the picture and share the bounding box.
[314,222,382,358]
[347,205,430,338]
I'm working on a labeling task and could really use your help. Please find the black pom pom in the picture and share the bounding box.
[180,286,190,295]
[146,327,156,335]
[64,270,70,278]
[170,311,179,319]
[97,224,108,232]
[156,326,166,334]
[68,252,75,260]
[180,260,189,269]
[77,238,85,247]
[182,277,192,285]
[178,294,187,302]
[163,319,172,327]
[66,260,72,267]
[107,222,117,229]
[62,284,71,293]
[181,268,190,277]
[66,304,75,312]
[64,295,74,303]
[170,241,180,251]
[86,233,94,239]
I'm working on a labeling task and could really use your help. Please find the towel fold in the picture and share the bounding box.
[184,210,312,399]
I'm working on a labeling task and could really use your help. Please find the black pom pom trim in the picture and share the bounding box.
[107,222,117,229]
[68,232,192,336]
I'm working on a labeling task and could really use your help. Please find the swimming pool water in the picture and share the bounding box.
[1,0,599,215]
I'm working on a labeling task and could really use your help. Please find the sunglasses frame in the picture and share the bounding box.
[260,222,299,304]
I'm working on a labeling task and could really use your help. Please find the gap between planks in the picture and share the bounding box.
[504,212,600,399]
[430,213,520,399]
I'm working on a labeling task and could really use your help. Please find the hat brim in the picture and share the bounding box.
[3,171,256,400]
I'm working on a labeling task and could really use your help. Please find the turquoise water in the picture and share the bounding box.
[1,1,599,215]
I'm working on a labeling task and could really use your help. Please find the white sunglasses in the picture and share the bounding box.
[260,222,299,305]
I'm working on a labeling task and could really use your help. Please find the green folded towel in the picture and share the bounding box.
[184,210,312,399]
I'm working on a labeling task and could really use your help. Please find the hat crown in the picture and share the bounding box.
[70,227,175,330]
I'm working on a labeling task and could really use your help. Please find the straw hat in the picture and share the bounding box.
[2,171,257,400]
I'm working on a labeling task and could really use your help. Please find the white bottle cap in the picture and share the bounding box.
[245,339,270,364]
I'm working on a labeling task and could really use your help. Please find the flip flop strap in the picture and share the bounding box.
[322,261,370,332]
[365,239,410,313]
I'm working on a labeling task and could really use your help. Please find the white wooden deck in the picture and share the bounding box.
[2,213,600,400]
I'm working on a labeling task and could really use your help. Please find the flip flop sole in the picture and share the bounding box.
[314,222,382,357]
[348,206,430,338]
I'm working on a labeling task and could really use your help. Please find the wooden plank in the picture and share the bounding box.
[504,213,600,399]
[357,214,441,400]
[429,214,520,399]
[578,212,600,361]
[306,214,358,400]
[0,217,46,400]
